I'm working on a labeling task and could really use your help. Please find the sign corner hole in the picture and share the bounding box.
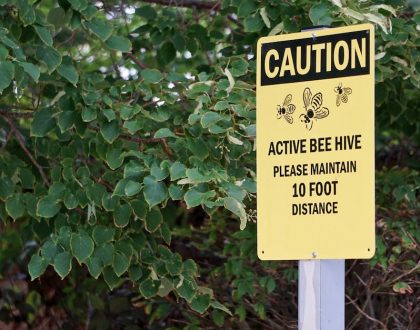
[262,250,264,254]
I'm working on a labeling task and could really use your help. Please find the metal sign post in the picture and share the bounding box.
[298,260,345,329]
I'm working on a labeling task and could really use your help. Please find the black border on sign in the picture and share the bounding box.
[260,30,370,86]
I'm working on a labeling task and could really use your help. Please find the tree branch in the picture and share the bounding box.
[125,53,147,69]
[346,294,388,329]
[0,109,34,118]
[140,0,220,10]
[0,113,50,186]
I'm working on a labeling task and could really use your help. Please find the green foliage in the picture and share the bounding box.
[0,0,418,328]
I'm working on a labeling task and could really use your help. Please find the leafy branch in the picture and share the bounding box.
[0,112,50,186]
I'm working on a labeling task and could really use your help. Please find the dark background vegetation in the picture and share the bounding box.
[0,0,418,329]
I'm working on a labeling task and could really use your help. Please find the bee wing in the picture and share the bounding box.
[283,94,292,107]
[344,87,352,95]
[342,94,348,103]
[311,92,323,110]
[303,88,312,108]
[284,114,293,124]
[314,107,329,119]
[299,114,306,122]
[336,95,341,107]
[286,104,295,114]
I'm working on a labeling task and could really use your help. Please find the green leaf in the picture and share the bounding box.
[94,243,114,266]
[28,254,48,280]
[244,14,264,33]
[18,62,40,82]
[150,163,169,181]
[145,207,162,233]
[170,162,186,181]
[16,0,36,25]
[105,35,132,52]
[212,310,225,327]
[160,222,172,245]
[58,111,76,132]
[158,277,174,297]
[0,33,18,50]
[260,7,271,28]
[47,7,66,29]
[106,147,124,170]
[112,251,130,276]
[124,180,141,197]
[266,277,276,293]
[201,111,223,128]
[57,61,79,86]
[165,254,183,276]
[101,120,120,144]
[210,301,232,316]
[82,107,97,122]
[231,58,249,77]
[5,195,25,220]
[184,189,215,208]
[53,251,72,279]
[129,265,143,281]
[103,266,121,290]
[130,199,148,220]
[103,108,116,121]
[0,61,14,92]
[185,168,212,184]
[184,189,203,208]
[141,69,163,84]
[309,3,333,26]
[154,128,176,138]
[31,108,55,137]
[83,18,113,41]
[159,41,176,64]
[213,100,229,111]
[119,105,141,120]
[190,294,211,314]
[86,256,102,279]
[0,177,14,200]
[139,278,160,298]
[36,196,61,218]
[67,0,88,11]
[393,281,412,294]
[41,240,61,263]
[114,203,132,228]
[176,276,197,302]
[143,176,167,208]
[136,5,157,20]
[70,231,95,263]
[224,197,247,230]
[34,25,53,46]
[238,0,257,17]
[92,225,115,245]
[36,46,62,73]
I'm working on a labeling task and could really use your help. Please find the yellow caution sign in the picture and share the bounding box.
[257,24,375,260]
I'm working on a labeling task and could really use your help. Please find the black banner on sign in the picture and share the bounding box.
[260,30,370,86]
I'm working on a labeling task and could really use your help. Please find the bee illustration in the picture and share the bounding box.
[334,83,352,106]
[276,94,296,124]
[299,87,329,131]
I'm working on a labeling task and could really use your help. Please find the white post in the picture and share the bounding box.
[298,260,345,330]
